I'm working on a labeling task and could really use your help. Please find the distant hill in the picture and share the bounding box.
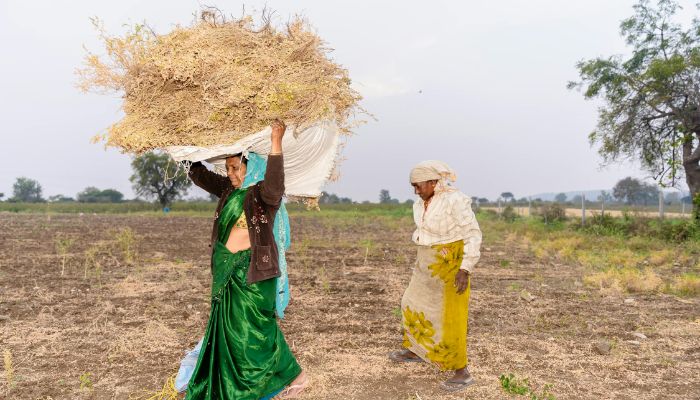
[527,190,609,202]
[527,189,689,202]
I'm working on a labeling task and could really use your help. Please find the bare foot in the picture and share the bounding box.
[279,371,308,399]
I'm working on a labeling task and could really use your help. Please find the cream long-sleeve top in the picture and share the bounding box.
[412,189,482,273]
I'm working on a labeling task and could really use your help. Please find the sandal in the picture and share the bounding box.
[440,376,476,392]
[388,350,424,363]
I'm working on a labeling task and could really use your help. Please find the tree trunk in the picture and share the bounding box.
[682,132,700,223]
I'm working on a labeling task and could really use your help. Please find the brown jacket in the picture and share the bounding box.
[188,155,285,283]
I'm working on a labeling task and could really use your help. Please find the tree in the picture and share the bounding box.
[597,190,614,203]
[319,191,339,204]
[613,177,642,204]
[130,152,192,208]
[100,189,124,203]
[500,192,514,202]
[639,182,660,205]
[613,177,659,205]
[570,0,700,220]
[571,194,584,205]
[554,193,568,203]
[379,189,392,204]
[12,177,43,202]
[478,197,489,204]
[77,187,124,203]
[0,193,4,201]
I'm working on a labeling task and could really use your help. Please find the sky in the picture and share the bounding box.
[0,0,697,202]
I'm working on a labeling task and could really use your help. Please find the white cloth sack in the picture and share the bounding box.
[165,120,341,199]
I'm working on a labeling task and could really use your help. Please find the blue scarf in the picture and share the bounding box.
[241,152,291,319]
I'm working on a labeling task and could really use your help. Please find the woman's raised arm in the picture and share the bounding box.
[188,162,230,197]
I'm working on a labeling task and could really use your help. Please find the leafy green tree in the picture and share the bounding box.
[0,193,4,201]
[639,182,661,205]
[569,0,700,220]
[77,187,124,203]
[500,192,514,202]
[613,177,659,205]
[99,189,124,203]
[613,177,643,204]
[319,191,340,204]
[11,177,43,202]
[379,189,392,204]
[554,193,568,203]
[77,187,101,202]
[130,152,192,208]
[597,190,614,203]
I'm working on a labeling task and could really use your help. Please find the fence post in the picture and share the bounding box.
[581,194,586,225]
[682,201,686,215]
[528,197,531,217]
[498,198,502,216]
[659,190,664,219]
[601,195,605,217]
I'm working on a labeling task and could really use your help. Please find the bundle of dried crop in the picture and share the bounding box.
[78,10,363,153]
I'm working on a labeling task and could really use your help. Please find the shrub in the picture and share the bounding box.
[584,267,664,294]
[502,205,518,222]
[670,273,700,297]
[537,203,567,223]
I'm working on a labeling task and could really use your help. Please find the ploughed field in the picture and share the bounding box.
[0,212,698,399]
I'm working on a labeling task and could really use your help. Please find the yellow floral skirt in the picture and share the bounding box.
[401,240,470,371]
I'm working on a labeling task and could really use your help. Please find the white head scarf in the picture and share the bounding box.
[409,160,457,193]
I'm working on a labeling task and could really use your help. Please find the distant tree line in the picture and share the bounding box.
[474,177,690,209]
[3,177,127,204]
[318,191,353,204]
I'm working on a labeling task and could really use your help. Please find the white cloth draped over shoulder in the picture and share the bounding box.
[165,120,341,199]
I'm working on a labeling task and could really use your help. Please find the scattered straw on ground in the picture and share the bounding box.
[129,374,179,400]
[78,10,363,153]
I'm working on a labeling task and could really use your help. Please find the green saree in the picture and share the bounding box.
[186,189,301,400]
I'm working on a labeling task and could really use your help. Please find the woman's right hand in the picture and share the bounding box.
[271,119,286,142]
[270,119,285,155]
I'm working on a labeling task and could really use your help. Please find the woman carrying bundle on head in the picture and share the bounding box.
[180,120,307,400]
[389,160,482,393]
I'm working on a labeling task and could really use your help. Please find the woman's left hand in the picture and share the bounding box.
[455,270,470,294]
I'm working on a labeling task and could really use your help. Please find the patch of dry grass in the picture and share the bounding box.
[477,212,699,297]
[584,267,664,294]
[128,374,178,400]
[3,350,14,389]
[671,273,700,297]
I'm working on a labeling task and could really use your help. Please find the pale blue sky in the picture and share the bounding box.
[0,0,695,202]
